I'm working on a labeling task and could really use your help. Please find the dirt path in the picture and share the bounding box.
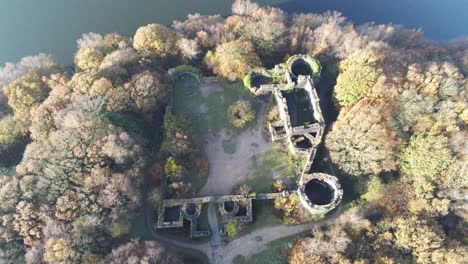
[198,103,271,196]
[214,207,342,264]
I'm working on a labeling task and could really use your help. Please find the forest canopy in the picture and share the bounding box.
[0,0,466,263]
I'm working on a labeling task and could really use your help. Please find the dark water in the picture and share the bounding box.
[278,0,467,41]
[0,0,466,65]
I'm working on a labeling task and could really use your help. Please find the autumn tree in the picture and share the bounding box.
[177,38,200,60]
[391,216,445,263]
[289,13,321,54]
[3,70,52,134]
[274,193,311,224]
[235,184,252,196]
[13,202,44,246]
[289,227,351,264]
[104,239,182,264]
[207,39,261,80]
[133,23,179,57]
[172,13,231,49]
[17,97,144,226]
[229,0,287,59]
[0,53,58,88]
[75,48,105,71]
[125,71,166,116]
[326,100,398,177]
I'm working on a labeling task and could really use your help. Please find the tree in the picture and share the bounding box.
[133,24,179,57]
[274,193,311,224]
[207,39,261,80]
[13,202,44,246]
[235,184,252,195]
[326,100,398,177]
[392,216,445,263]
[394,89,436,133]
[231,0,260,16]
[17,97,144,226]
[74,47,105,71]
[229,1,287,58]
[104,239,182,264]
[288,227,351,264]
[227,100,255,128]
[3,70,51,113]
[361,175,385,202]
[43,237,77,264]
[172,13,230,49]
[0,53,57,88]
[400,133,454,181]
[161,112,193,157]
[0,241,25,264]
[125,72,166,116]
[164,157,185,180]
[0,168,22,243]
[442,160,468,191]
[177,38,200,60]
[3,69,52,134]
[225,220,238,238]
[0,168,21,214]
[28,85,73,142]
[273,179,287,192]
[0,115,20,152]
[334,51,380,107]
[289,13,317,54]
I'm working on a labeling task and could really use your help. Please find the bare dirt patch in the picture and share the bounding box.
[198,103,272,196]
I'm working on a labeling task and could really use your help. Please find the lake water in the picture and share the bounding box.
[0,0,466,66]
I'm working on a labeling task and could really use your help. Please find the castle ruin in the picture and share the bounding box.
[155,55,342,238]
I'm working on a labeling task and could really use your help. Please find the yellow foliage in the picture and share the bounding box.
[75,48,104,71]
[209,39,261,80]
[133,23,178,56]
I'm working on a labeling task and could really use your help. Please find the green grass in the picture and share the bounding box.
[172,76,259,136]
[246,200,282,232]
[246,149,298,193]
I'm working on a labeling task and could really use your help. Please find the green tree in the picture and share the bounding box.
[362,175,385,202]
[133,23,179,57]
[0,115,20,152]
[334,52,380,107]
[225,220,238,238]
[400,133,454,181]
